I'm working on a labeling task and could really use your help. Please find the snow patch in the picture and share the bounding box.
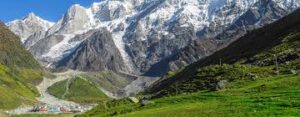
[42,30,90,64]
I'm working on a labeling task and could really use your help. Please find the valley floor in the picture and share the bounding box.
[2,70,158,117]
[5,70,94,116]
[81,74,300,117]
[36,70,83,107]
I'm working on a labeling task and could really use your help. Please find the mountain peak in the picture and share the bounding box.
[71,4,82,7]
[23,12,50,24]
[7,12,54,42]
[0,20,5,27]
[26,12,37,19]
[68,4,86,14]
[47,3,92,35]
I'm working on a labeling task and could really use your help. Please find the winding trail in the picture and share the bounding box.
[7,70,84,115]
[6,70,158,115]
[36,70,84,106]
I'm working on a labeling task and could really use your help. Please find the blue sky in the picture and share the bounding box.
[0,0,102,23]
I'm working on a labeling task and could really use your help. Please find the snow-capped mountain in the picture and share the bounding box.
[8,0,300,76]
[7,13,54,43]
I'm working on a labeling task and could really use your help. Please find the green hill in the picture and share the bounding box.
[0,21,40,69]
[79,9,300,117]
[0,21,43,109]
[48,71,136,104]
[48,77,109,104]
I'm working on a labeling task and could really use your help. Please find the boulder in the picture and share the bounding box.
[247,73,257,81]
[212,80,228,91]
[140,99,154,106]
[288,69,297,74]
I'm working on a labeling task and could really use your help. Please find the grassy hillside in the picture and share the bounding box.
[0,21,40,69]
[79,74,300,117]
[0,22,43,109]
[145,9,300,97]
[48,77,108,104]
[79,10,300,117]
[48,71,136,104]
[0,65,41,109]
[80,71,136,94]
[148,64,276,97]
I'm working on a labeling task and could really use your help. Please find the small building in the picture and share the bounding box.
[39,106,48,112]
[48,107,60,113]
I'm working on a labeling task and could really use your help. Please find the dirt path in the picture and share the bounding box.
[62,78,72,99]
[6,70,158,115]
[7,70,84,115]
[36,70,83,106]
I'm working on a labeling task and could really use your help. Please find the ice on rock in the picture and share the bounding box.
[7,12,54,43]
[7,0,300,72]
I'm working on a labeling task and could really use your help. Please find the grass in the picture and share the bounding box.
[80,74,300,117]
[46,71,137,104]
[0,24,40,69]
[0,65,42,110]
[147,64,275,98]
[48,77,109,104]
[0,21,43,110]
[80,71,136,94]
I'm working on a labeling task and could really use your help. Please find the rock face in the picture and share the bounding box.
[47,4,93,35]
[29,34,65,63]
[167,39,225,71]
[144,39,225,76]
[24,31,47,48]
[56,29,127,72]
[92,1,129,21]
[214,0,289,40]
[161,0,294,75]
[7,0,300,76]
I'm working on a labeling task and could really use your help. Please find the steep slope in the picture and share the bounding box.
[28,4,95,67]
[144,39,226,76]
[0,21,40,68]
[0,21,43,109]
[47,4,93,35]
[8,0,300,76]
[215,0,288,40]
[56,29,127,72]
[146,9,300,97]
[162,0,293,75]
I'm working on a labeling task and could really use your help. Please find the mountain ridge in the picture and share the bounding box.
[7,0,300,77]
